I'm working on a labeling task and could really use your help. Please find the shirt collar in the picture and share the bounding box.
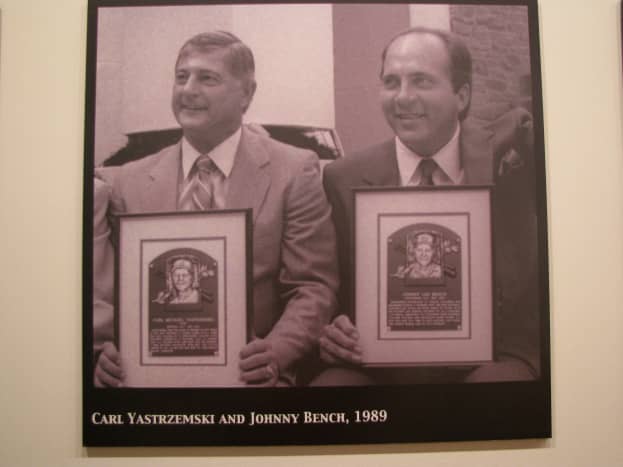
[395,123,463,186]
[181,127,242,180]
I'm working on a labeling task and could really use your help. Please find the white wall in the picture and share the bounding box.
[2,0,623,466]
[232,4,334,128]
[94,4,333,165]
[409,4,450,30]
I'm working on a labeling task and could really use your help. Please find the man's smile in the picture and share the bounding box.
[393,113,427,127]
[394,112,425,121]
[181,104,208,111]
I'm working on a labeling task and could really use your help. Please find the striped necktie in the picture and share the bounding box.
[179,155,224,210]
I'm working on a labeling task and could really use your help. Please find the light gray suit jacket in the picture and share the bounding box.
[95,126,339,376]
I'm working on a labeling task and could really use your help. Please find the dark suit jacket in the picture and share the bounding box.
[95,126,339,376]
[323,116,540,378]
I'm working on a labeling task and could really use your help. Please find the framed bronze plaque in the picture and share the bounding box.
[354,187,493,366]
[353,187,493,366]
[116,210,251,387]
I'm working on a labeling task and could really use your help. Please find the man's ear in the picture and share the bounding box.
[241,79,257,113]
[455,83,471,116]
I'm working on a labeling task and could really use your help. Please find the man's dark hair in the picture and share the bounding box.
[176,31,255,84]
[380,27,472,120]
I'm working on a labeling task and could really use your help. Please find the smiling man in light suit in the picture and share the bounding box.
[93,31,338,387]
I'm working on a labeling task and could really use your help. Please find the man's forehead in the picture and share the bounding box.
[389,31,446,53]
[383,32,450,70]
[175,46,230,68]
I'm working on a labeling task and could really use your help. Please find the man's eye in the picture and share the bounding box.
[413,76,434,88]
[175,73,188,84]
[382,76,399,89]
[199,74,220,85]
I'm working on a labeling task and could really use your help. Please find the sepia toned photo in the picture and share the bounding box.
[83,0,550,446]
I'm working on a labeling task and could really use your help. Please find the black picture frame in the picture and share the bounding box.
[83,0,551,446]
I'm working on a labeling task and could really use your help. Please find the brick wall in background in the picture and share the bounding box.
[450,5,532,121]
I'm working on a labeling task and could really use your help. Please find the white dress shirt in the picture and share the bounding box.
[178,127,242,206]
[395,124,464,186]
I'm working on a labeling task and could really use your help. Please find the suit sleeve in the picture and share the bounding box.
[265,154,339,372]
[489,107,534,177]
[92,166,125,354]
[94,166,127,215]
[490,108,541,378]
[92,176,115,353]
[322,163,354,319]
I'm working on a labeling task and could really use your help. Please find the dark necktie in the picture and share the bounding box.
[418,158,437,186]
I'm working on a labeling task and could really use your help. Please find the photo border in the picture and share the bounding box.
[82,0,551,447]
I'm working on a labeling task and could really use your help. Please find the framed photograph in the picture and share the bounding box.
[83,0,550,447]
[116,210,251,387]
[354,187,493,366]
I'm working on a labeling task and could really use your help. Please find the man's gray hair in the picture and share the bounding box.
[177,31,255,83]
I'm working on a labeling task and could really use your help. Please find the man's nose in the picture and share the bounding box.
[395,82,415,106]
[182,75,199,94]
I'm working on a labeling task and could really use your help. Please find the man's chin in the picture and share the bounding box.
[177,118,211,132]
[395,118,426,131]
[181,107,209,115]
[395,132,428,150]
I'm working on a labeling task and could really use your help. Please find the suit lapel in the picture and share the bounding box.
[358,128,495,188]
[226,128,270,223]
[360,140,401,186]
[460,122,495,185]
[141,143,181,212]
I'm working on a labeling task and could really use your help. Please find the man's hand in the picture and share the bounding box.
[239,339,279,386]
[319,315,363,365]
[94,342,124,387]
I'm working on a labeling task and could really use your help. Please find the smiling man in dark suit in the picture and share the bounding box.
[316,27,539,385]
[93,31,338,387]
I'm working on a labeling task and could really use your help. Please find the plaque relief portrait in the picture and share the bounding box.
[388,224,462,331]
[148,248,218,358]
